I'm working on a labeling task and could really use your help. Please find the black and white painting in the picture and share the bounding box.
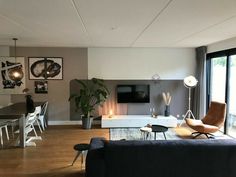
[29,57,63,80]
[0,57,26,94]
[35,81,48,94]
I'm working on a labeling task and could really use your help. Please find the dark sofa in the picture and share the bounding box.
[86,137,236,177]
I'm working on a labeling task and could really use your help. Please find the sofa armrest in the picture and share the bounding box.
[89,137,105,150]
[86,137,106,177]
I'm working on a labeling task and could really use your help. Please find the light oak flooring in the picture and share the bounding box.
[0,124,227,177]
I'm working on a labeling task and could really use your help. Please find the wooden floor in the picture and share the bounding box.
[0,125,109,177]
[0,124,227,177]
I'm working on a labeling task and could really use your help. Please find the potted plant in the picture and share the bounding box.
[69,78,109,129]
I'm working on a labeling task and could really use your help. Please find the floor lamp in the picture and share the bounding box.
[180,75,198,126]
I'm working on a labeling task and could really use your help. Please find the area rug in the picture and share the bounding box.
[109,127,230,140]
[110,128,183,140]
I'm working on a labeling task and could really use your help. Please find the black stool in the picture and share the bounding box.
[72,143,90,167]
[151,125,168,140]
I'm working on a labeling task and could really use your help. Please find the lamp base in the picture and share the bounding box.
[179,109,195,127]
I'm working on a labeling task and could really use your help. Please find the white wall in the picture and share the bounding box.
[208,37,236,53]
[88,48,196,80]
[0,46,11,106]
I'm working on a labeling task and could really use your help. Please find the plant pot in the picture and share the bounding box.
[82,116,93,129]
[164,105,170,117]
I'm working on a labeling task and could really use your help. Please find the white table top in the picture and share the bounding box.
[102,115,177,120]
[101,114,177,128]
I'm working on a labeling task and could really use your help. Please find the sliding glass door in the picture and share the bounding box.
[207,49,236,137]
[210,57,227,103]
[208,56,227,132]
[227,55,236,136]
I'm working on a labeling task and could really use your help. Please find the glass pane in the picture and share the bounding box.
[210,57,227,103]
[227,55,236,137]
[210,56,227,132]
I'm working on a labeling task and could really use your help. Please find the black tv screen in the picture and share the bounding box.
[117,85,150,103]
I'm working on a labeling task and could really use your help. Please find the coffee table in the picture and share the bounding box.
[151,125,168,140]
[140,126,152,140]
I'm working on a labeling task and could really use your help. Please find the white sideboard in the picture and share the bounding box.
[101,115,177,128]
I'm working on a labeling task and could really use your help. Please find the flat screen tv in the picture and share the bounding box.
[117,85,150,103]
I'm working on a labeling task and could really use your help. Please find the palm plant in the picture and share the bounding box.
[69,78,109,128]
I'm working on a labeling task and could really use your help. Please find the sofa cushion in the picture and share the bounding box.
[103,139,236,177]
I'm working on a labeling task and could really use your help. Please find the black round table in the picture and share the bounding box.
[151,125,168,140]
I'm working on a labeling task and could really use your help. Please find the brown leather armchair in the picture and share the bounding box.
[185,101,226,139]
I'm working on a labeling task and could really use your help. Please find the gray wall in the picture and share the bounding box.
[10,47,88,121]
[70,80,189,120]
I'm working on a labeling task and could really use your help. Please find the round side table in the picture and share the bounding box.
[151,125,168,140]
[140,126,152,140]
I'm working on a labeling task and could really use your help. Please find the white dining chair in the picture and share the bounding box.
[0,121,9,147]
[34,106,43,133]
[15,108,44,146]
[0,105,18,139]
[38,102,48,130]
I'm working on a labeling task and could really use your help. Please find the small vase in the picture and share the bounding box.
[26,95,35,113]
[164,105,170,117]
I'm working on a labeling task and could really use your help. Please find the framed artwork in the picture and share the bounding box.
[28,57,63,80]
[0,57,26,94]
[35,80,48,94]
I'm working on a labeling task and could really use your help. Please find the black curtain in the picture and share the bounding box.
[193,46,207,119]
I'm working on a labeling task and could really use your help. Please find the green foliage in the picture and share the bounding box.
[231,59,236,67]
[213,57,226,67]
[69,78,109,118]
[213,57,236,67]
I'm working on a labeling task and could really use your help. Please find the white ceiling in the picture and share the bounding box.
[1,0,236,48]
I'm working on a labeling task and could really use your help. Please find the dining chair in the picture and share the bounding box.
[8,119,19,139]
[26,113,39,138]
[34,106,43,133]
[0,120,9,147]
[0,105,18,139]
[38,102,48,131]
[15,109,42,146]
[15,112,38,136]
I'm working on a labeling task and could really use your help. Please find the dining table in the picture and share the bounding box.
[0,102,45,148]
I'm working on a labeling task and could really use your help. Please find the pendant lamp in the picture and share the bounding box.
[8,38,24,81]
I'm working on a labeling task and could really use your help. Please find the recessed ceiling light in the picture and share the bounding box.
[110,27,118,31]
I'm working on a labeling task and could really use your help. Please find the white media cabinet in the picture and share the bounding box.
[101,115,177,128]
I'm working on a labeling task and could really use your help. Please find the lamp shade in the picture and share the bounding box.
[8,67,24,81]
[184,75,198,88]
[8,38,24,82]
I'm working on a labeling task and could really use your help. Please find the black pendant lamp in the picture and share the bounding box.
[8,38,24,81]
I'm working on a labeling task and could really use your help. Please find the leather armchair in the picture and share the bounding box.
[185,101,226,138]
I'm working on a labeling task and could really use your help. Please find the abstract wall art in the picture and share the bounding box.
[28,57,63,80]
[0,57,26,94]
[35,80,48,94]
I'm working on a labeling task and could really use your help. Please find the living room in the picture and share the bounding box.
[0,0,236,177]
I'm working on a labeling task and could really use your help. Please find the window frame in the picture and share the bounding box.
[206,48,236,134]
